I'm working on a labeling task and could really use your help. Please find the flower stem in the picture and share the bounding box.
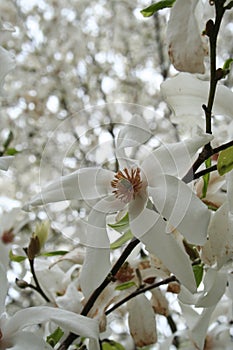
[28,257,50,303]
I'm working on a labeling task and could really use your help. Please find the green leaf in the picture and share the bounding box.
[46,327,64,347]
[108,213,129,233]
[5,148,19,155]
[141,0,176,17]
[115,281,136,291]
[217,146,233,176]
[102,340,126,350]
[223,58,233,71]
[41,250,68,257]
[193,264,203,287]
[9,250,27,262]
[201,157,211,199]
[110,230,133,249]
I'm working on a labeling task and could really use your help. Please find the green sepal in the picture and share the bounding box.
[223,58,233,71]
[217,146,233,176]
[108,213,129,233]
[141,0,176,17]
[9,250,27,262]
[201,157,211,199]
[102,340,126,350]
[41,250,68,257]
[110,230,133,250]
[115,281,136,291]
[193,264,203,288]
[46,327,64,347]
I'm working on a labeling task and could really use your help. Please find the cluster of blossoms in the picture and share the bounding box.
[1,0,233,349]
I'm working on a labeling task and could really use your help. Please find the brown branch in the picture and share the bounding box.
[105,275,178,316]
[57,238,140,350]
[182,139,233,183]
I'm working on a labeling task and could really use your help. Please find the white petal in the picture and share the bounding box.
[206,202,233,268]
[226,170,233,214]
[80,210,111,297]
[151,288,169,316]
[180,303,215,350]
[195,269,227,307]
[0,156,14,171]
[128,294,157,347]
[149,175,210,245]
[24,167,114,208]
[161,73,233,126]
[129,207,196,292]
[7,331,53,350]
[0,263,7,315]
[179,268,227,307]
[80,246,111,298]
[55,281,83,313]
[167,0,206,73]
[3,306,99,341]
[93,194,126,214]
[0,241,10,270]
[0,46,15,93]
[116,115,151,150]
[128,193,147,220]
[116,115,151,169]
[89,339,101,350]
[141,133,213,181]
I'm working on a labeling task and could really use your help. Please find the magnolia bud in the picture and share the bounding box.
[34,221,50,248]
[27,235,40,260]
[16,278,29,289]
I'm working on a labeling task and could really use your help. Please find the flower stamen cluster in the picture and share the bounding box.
[111,167,142,203]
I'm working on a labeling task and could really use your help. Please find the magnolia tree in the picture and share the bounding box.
[1,0,233,349]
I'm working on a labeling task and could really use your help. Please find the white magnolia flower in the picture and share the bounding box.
[178,172,233,308]
[0,263,100,350]
[161,73,233,130]
[201,170,233,268]
[167,0,207,74]
[25,118,212,295]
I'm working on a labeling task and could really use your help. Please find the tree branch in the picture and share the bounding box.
[57,238,140,350]
[182,139,233,183]
[105,275,178,316]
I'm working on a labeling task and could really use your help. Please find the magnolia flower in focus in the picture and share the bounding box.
[0,263,100,350]
[25,117,212,295]
[167,0,207,73]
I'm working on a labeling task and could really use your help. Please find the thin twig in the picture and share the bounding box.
[28,258,50,302]
[57,238,140,350]
[105,275,178,316]
[182,139,233,183]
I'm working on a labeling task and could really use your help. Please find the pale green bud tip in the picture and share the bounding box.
[34,221,50,248]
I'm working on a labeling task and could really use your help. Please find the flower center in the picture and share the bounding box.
[111,167,142,203]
